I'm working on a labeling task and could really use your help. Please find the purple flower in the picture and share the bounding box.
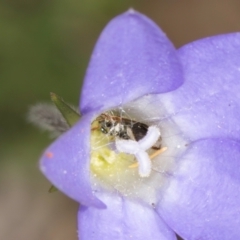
[40,10,240,240]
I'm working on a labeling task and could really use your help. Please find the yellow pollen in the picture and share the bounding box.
[90,121,135,180]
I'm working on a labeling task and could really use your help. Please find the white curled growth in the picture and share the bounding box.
[115,126,161,177]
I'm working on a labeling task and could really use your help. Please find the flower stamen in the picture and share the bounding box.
[128,146,168,168]
[150,146,168,160]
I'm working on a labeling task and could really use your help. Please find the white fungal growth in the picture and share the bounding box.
[115,126,161,177]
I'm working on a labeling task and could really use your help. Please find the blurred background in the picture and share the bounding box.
[1,0,240,239]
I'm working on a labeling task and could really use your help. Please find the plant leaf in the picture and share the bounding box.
[50,92,80,127]
[48,185,58,193]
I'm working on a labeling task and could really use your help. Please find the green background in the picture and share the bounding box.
[1,0,240,239]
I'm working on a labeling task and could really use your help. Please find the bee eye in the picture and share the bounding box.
[101,127,108,134]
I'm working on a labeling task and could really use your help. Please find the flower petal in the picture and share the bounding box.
[78,192,177,240]
[80,10,183,114]
[157,138,240,239]
[40,112,105,208]
[158,33,240,141]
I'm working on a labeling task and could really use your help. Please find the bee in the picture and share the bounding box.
[95,112,161,150]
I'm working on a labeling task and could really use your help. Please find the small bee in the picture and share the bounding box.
[95,112,161,150]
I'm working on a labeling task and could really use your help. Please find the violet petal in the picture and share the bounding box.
[159,33,240,141]
[80,10,183,114]
[40,112,105,208]
[78,192,177,240]
[157,138,240,239]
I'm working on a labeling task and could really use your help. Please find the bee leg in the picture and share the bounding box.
[128,147,167,168]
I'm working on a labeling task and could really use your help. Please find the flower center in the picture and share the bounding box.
[90,110,163,174]
[89,95,188,205]
[90,118,136,180]
[89,110,167,204]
